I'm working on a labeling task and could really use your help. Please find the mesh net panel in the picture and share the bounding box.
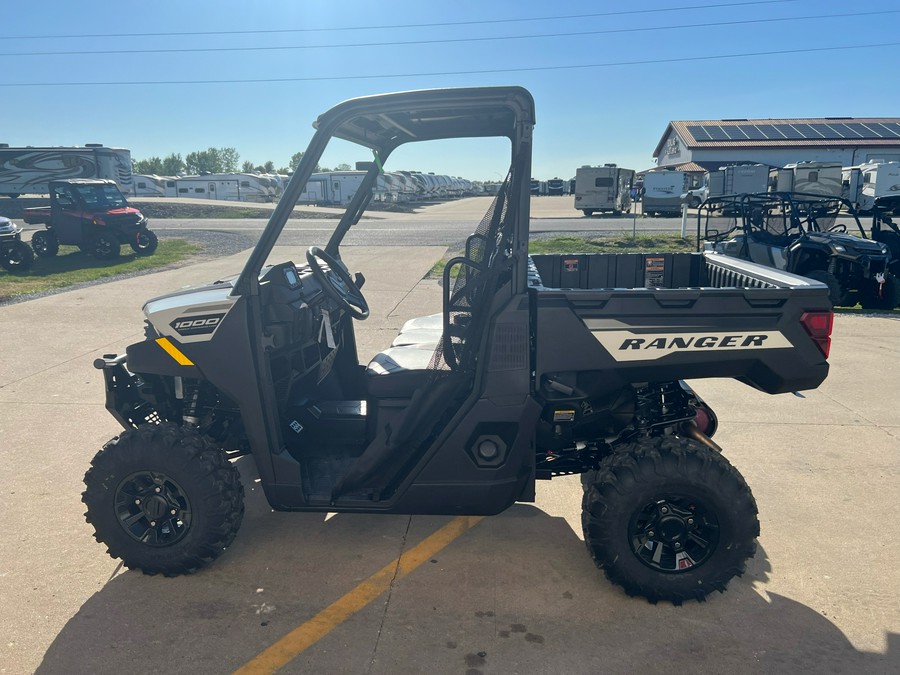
[427,171,512,375]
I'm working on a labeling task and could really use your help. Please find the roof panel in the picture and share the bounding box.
[686,125,713,141]
[773,124,805,139]
[740,126,768,140]
[830,122,863,138]
[703,125,732,141]
[879,123,900,138]
[754,124,783,139]
[848,122,884,138]
[809,124,844,139]
[791,123,822,138]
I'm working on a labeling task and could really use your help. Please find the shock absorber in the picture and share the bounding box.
[633,382,693,435]
[182,379,202,427]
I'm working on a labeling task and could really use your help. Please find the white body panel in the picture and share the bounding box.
[642,171,688,214]
[574,166,635,213]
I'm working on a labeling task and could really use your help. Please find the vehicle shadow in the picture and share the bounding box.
[37,464,897,674]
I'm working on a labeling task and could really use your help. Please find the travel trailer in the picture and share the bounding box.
[775,162,842,197]
[171,173,275,202]
[0,144,132,197]
[132,174,172,197]
[573,164,635,215]
[683,164,769,206]
[641,170,688,216]
[842,161,900,213]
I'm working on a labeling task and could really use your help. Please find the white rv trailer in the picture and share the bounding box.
[0,144,133,197]
[573,165,635,215]
[842,161,900,212]
[685,164,770,206]
[172,173,275,202]
[775,162,842,197]
[132,174,173,197]
[642,171,689,216]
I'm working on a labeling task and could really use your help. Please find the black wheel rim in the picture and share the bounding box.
[628,494,719,574]
[96,236,115,257]
[135,232,152,249]
[115,471,192,546]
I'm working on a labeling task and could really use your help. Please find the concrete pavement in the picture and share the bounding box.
[1,244,898,674]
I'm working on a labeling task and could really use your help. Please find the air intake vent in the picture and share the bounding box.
[489,323,528,371]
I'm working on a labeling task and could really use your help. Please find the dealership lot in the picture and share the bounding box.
[1,239,898,674]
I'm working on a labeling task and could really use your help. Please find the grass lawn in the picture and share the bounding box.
[428,233,696,278]
[0,239,200,302]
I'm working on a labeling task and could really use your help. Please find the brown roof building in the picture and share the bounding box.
[654,118,900,171]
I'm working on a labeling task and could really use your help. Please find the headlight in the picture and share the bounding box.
[832,244,845,252]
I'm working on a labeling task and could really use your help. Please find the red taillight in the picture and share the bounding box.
[800,310,834,359]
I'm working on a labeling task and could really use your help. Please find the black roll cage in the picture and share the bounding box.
[232,87,536,298]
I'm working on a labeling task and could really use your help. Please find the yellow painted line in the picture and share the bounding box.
[234,515,485,675]
[156,337,194,366]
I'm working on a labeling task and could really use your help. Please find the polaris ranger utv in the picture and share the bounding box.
[24,179,157,260]
[84,88,835,604]
[700,192,898,309]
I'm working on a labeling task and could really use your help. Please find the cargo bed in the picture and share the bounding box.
[528,251,832,395]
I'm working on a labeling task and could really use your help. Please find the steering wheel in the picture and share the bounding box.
[306,246,369,320]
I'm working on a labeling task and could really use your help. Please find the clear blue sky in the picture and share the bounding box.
[2,0,899,180]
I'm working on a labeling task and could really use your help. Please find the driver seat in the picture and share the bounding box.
[363,180,511,400]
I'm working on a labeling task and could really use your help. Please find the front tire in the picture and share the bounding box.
[860,273,900,310]
[1,240,34,272]
[130,229,158,256]
[83,423,245,576]
[582,437,759,604]
[31,230,59,257]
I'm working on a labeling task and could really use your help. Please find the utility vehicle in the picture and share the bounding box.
[0,216,33,272]
[23,179,157,259]
[700,192,898,309]
[84,87,836,604]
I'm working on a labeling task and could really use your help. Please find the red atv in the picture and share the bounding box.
[24,179,157,260]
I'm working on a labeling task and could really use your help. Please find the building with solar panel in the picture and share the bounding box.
[653,118,900,173]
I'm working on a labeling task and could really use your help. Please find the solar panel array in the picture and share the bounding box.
[686,122,900,142]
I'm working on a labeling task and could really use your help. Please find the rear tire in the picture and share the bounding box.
[805,269,843,306]
[582,436,759,605]
[1,240,34,272]
[83,423,244,576]
[92,232,120,259]
[31,230,59,257]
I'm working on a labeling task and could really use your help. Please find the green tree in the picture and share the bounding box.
[185,147,240,174]
[263,160,275,173]
[133,157,163,174]
[289,151,305,172]
[334,163,351,171]
[242,160,255,172]
[161,153,185,176]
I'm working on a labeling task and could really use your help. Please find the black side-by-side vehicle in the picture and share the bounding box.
[84,87,835,604]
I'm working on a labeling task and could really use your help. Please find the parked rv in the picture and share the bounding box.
[682,164,769,207]
[775,162,842,197]
[546,178,566,196]
[132,174,172,197]
[842,161,900,213]
[573,164,635,215]
[642,170,688,216]
[172,173,275,202]
[0,144,133,198]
